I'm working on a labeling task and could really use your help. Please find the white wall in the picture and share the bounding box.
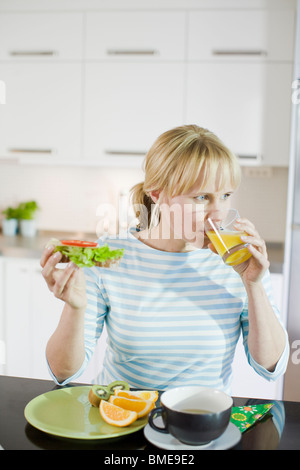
[0,162,143,234]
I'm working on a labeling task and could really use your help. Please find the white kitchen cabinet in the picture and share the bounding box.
[185,63,292,166]
[0,13,83,60]
[85,11,185,61]
[3,257,107,383]
[4,258,62,378]
[30,261,65,379]
[5,258,37,377]
[0,64,82,162]
[0,5,294,168]
[188,9,295,62]
[83,63,185,164]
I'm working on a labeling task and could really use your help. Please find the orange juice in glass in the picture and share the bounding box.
[206,210,252,266]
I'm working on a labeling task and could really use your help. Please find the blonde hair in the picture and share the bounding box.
[130,125,241,229]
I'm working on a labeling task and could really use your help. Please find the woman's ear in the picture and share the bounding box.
[149,190,161,204]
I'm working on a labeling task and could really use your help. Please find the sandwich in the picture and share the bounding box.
[46,238,124,268]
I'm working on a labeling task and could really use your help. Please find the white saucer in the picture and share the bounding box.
[144,421,241,451]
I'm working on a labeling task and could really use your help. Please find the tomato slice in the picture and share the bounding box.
[61,240,98,247]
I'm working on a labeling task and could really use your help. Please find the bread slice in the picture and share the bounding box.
[46,238,124,268]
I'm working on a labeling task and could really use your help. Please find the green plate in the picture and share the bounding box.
[24,386,148,440]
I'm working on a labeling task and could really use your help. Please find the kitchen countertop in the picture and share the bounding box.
[0,230,97,259]
[0,231,285,273]
[0,375,299,450]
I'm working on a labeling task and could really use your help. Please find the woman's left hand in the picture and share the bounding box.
[232,218,270,285]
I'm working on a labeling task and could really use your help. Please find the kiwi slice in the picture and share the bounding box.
[88,385,110,407]
[106,380,130,395]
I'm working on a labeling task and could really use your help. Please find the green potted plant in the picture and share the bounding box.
[18,200,39,237]
[1,206,19,236]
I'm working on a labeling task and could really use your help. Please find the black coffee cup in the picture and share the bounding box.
[148,386,232,446]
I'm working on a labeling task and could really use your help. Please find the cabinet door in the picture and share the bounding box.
[31,263,63,380]
[186,63,292,166]
[4,258,63,379]
[5,259,32,377]
[83,63,185,164]
[188,10,295,61]
[0,13,83,60]
[86,11,185,61]
[0,64,82,162]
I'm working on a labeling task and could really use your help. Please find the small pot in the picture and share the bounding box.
[2,218,18,236]
[20,219,37,237]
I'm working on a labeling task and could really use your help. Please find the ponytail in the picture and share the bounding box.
[130,182,154,230]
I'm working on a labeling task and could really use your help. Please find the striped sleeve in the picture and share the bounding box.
[240,270,289,381]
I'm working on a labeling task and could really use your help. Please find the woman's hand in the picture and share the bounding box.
[207,217,270,285]
[232,218,270,285]
[40,245,87,310]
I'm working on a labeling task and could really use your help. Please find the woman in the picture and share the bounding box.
[41,125,289,392]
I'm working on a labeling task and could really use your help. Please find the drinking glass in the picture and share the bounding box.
[206,209,252,266]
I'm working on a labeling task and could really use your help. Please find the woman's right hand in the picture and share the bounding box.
[40,245,87,310]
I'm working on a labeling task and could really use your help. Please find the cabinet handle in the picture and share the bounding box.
[105,150,146,156]
[212,50,267,57]
[9,50,58,57]
[238,154,262,162]
[8,148,54,154]
[106,49,158,56]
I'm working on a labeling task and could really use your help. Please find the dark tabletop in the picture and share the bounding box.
[1,375,300,451]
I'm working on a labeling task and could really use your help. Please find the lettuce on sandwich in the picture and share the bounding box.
[47,238,124,268]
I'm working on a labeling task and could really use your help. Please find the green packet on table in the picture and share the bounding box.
[230,403,274,433]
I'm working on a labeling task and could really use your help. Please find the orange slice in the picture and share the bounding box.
[99,399,138,427]
[109,395,155,418]
[114,389,159,403]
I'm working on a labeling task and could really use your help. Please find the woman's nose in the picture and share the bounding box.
[206,208,222,223]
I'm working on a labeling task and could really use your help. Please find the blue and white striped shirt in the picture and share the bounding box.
[51,230,289,393]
